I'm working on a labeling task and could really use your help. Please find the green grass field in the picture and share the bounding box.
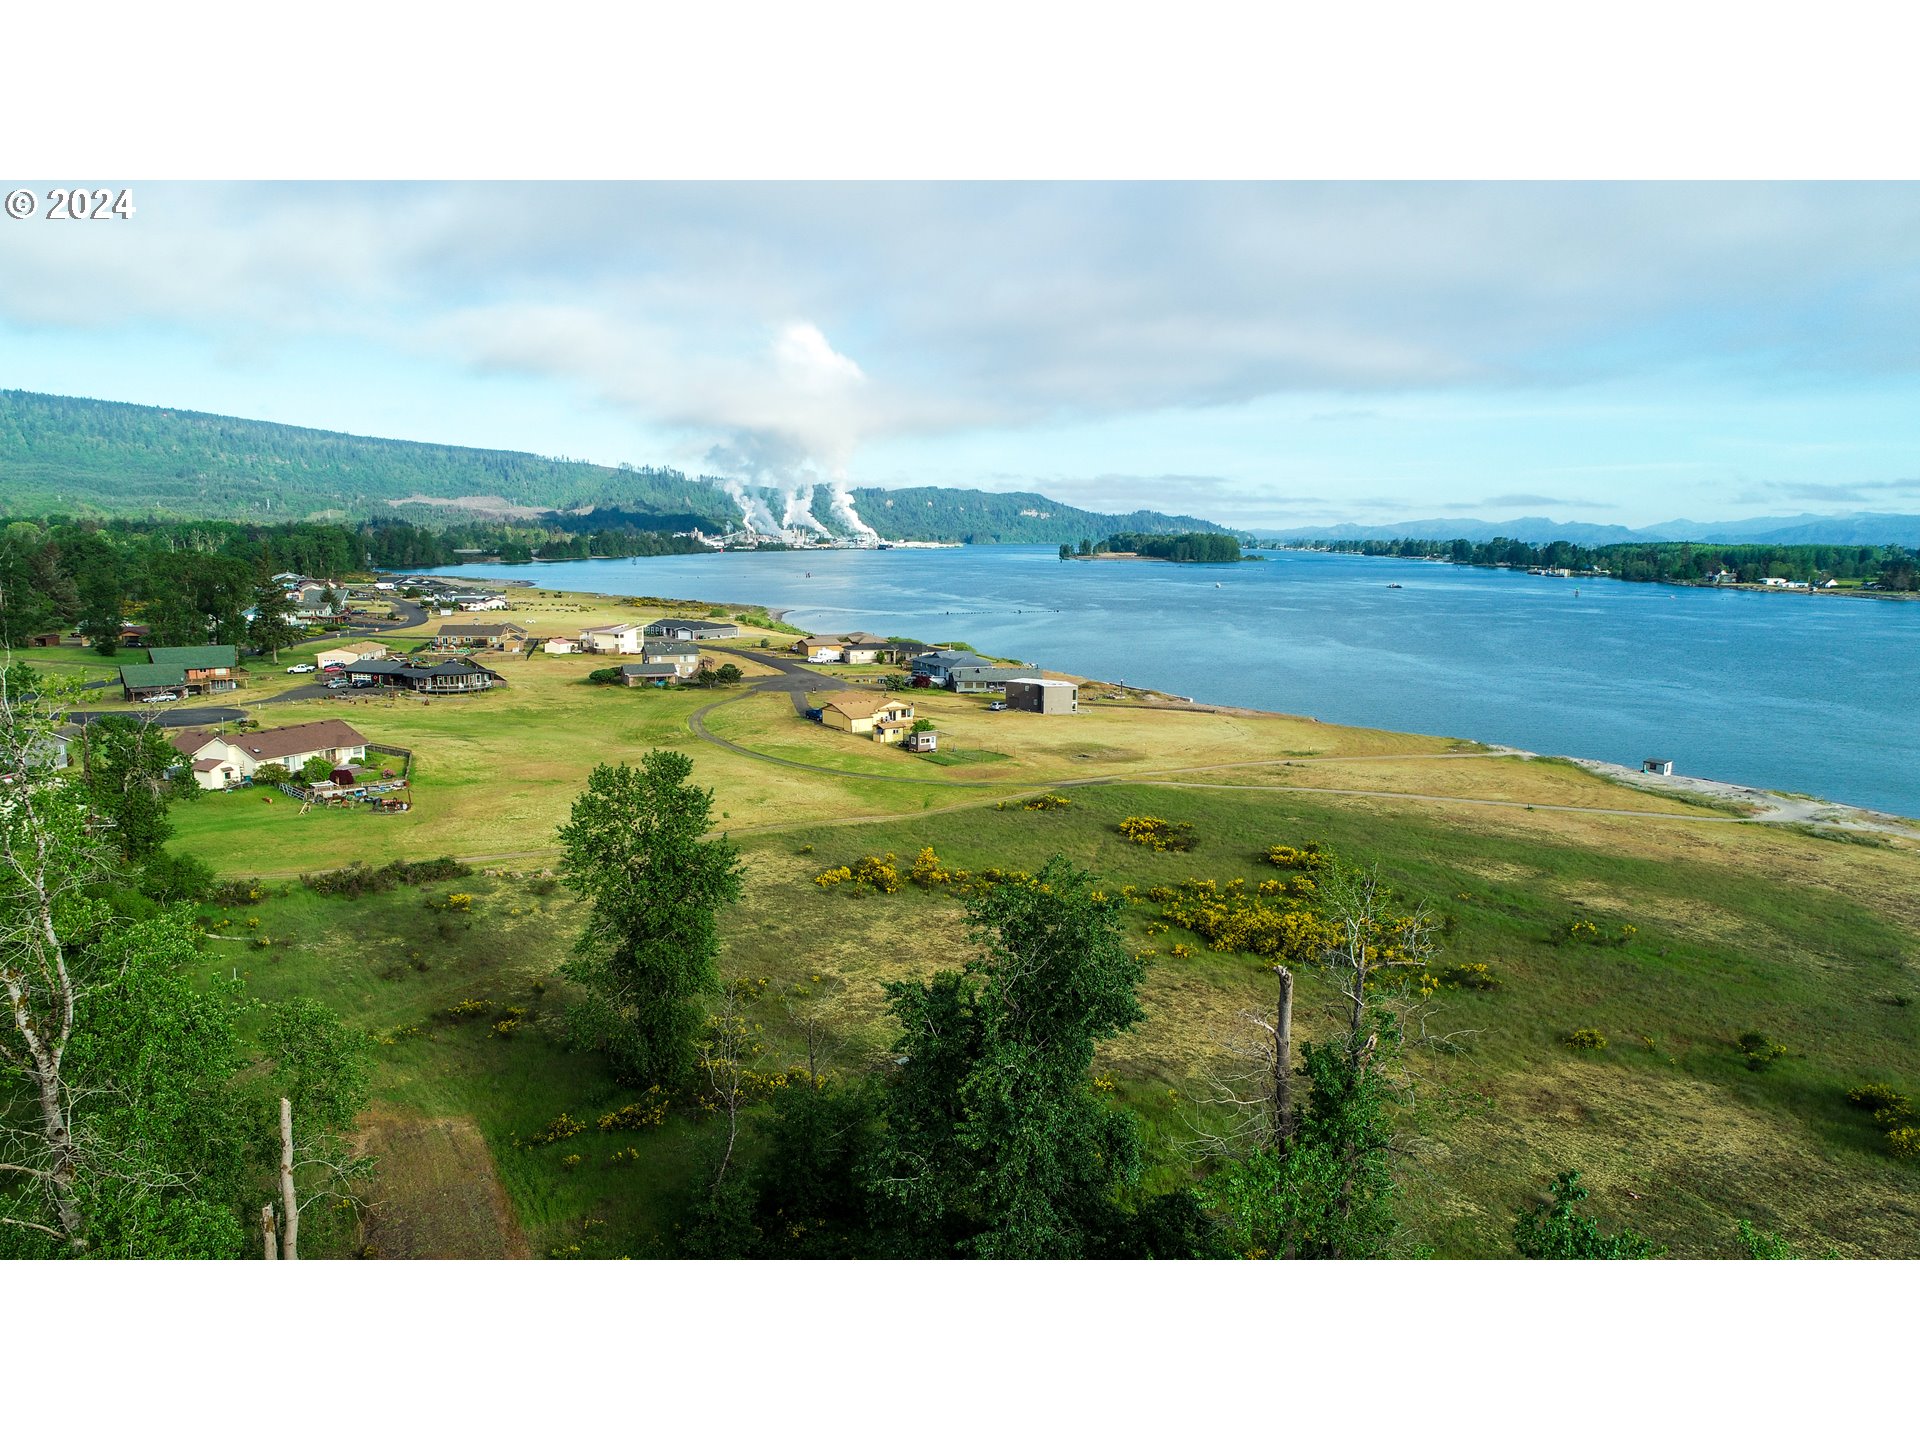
[148,586,1920,1257]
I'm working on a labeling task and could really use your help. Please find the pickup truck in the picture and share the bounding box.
[286,663,316,674]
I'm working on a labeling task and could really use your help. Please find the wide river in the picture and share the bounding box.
[428,546,1920,817]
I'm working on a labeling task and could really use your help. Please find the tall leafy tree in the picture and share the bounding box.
[77,714,189,863]
[247,575,298,660]
[556,751,742,1087]
[870,858,1148,1258]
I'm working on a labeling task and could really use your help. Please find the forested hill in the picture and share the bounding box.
[846,486,1225,544]
[0,389,736,527]
[1,390,1229,542]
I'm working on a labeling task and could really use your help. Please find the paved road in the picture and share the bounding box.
[69,705,247,729]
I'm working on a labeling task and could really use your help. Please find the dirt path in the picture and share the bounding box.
[354,1108,531,1259]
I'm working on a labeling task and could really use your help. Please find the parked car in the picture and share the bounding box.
[987,700,1008,712]
[321,662,345,672]
[325,678,349,689]
[149,691,179,702]
[287,663,316,673]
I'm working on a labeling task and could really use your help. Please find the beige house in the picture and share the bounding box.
[817,691,915,742]
[797,635,847,662]
[543,636,581,655]
[171,719,370,791]
[432,622,528,653]
[580,622,648,655]
[316,640,391,668]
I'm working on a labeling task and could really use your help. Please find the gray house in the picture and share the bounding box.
[949,664,1042,694]
[644,618,740,641]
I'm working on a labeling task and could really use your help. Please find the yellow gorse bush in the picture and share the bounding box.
[1118,815,1197,851]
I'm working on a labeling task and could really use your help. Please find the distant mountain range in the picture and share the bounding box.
[0,389,1221,545]
[1261,513,1920,547]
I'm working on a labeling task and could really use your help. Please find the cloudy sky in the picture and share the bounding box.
[4,181,1919,528]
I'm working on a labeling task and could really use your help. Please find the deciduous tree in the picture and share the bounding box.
[557,751,742,1087]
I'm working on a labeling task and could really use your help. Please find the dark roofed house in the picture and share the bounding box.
[343,655,504,694]
[948,664,1042,694]
[638,640,701,678]
[121,643,245,701]
[644,618,740,641]
[619,662,681,687]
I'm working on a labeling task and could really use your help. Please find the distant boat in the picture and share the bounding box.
[1387,583,1402,589]
[1214,581,1221,588]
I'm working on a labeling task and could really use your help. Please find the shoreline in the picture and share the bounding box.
[1265,545,1920,601]
[475,578,1920,834]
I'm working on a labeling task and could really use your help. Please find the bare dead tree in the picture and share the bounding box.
[697,982,764,1190]
[278,1096,299,1259]
[0,663,104,1250]
[784,972,847,1088]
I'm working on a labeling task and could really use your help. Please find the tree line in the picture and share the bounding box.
[1062,531,1245,563]
[0,513,708,654]
[1282,535,1920,589]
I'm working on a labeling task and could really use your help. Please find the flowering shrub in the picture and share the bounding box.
[491,1018,519,1039]
[998,792,1071,811]
[528,1113,586,1146]
[1168,943,1192,959]
[560,1154,583,1170]
[814,854,901,892]
[1152,877,1338,963]
[1436,961,1501,991]
[1262,842,1328,871]
[444,998,491,1021]
[1119,815,1196,851]
[1887,1127,1920,1162]
[1565,1028,1608,1050]
[599,1088,670,1131]
[1847,1083,1908,1112]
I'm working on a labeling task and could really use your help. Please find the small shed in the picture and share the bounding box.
[328,766,357,786]
[904,729,938,753]
[1642,758,1674,776]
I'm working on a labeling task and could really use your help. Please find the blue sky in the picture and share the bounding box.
[4,181,1919,528]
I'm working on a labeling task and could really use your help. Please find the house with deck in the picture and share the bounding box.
[644,618,740,641]
[118,644,246,702]
[171,718,369,791]
[951,665,1040,694]
[579,622,649,655]
[817,691,917,742]
[341,656,504,694]
[619,662,681,688]
[431,622,528,653]
[639,640,702,678]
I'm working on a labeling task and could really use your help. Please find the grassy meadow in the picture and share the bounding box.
[140,585,1920,1258]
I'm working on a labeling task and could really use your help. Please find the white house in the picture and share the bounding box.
[171,719,369,791]
[543,636,581,655]
[579,622,649,655]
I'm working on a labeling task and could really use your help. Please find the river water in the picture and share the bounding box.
[425,545,1920,817]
